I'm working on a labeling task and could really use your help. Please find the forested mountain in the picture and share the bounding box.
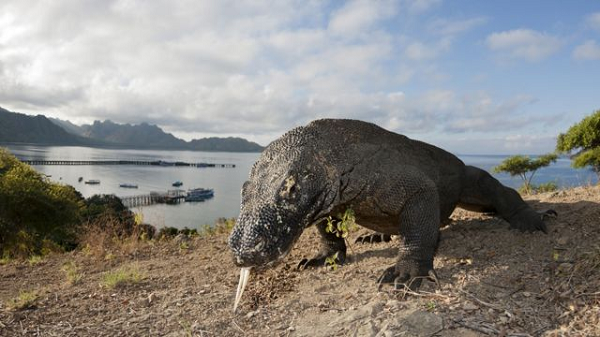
[80,120,188,149]
[0,107,99,146]
[0,106,263,152]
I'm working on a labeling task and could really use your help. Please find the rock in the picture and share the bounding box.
[462,302,479,311]
[385,299,403,312]
[383,309,443,337]
[329,300,385,328]
[353,321,378,337]
[443,327,481,337]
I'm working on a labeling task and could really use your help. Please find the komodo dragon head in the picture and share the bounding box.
[228,127,330,270]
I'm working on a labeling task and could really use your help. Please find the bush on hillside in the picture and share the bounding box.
[0,148,84,257]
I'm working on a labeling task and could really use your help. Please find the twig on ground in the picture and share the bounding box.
[457,289,503,311]
[452,318,498,335]
[231,320,245,334]
[576,291,600,298]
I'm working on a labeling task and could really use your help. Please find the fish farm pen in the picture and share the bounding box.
[120,190,187,207]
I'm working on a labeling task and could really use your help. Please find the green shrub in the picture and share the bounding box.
[557,110,600,180]
[493,153,557,194]
[517,181,558,194]
[0,148,84,258]
[536,182,558,193]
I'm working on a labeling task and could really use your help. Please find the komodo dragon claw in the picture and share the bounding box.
[540,209,558,220]
[355,233,393,244]
[377,262,437,291]
[297,250,346,270]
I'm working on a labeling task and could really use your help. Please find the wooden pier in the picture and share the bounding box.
[20,159,235,168]
[121,190,186,208]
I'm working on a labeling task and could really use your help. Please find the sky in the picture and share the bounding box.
[1,0,599,154]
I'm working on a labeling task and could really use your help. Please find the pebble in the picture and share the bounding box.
[462,302,479,311]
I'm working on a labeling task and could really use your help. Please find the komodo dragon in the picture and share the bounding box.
[228,119,552,307]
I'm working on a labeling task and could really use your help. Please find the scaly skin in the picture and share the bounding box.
[228,119,550,289]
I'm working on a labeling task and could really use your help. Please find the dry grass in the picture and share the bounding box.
[100,264,145,289]
[61,261,82,285]
[78,214,153,260]
[6,290,39,310]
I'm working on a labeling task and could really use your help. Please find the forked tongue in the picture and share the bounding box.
[233,267,252,312]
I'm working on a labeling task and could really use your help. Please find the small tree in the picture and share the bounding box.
[556,110,600,180]
[493,153,558,194]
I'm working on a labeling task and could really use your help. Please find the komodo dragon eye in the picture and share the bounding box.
[279,176,298,199]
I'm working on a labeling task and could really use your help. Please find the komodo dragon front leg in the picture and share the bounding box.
[298,218,347,269]
[377,177,440,290]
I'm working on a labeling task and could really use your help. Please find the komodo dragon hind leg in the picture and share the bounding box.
[378,184,440,291]
[298,218,347,270]
[355,233,393,244]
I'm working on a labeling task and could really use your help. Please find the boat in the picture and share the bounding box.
[185,188,214,202]
[172,181,183,187]
[85,179,100,185]
[119,183,138,188]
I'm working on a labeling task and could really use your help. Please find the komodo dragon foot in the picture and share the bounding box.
[509,208,557,233]
[377,260,438,291]
[297,249,346,269]
[298,218,347,270]
[355,233,393,244]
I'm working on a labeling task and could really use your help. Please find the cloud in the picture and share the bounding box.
[485,29,562,61]
[404,39,451,60]
[573,40,600,60]
[428,17,487,36]
[328,0,397,36]
[586,12,600,31]
[402,0,442,14]
[0,0,563,155]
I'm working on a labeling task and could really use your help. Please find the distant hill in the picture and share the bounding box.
[189,137,264,152]
[48,117,86,137]
[0,107,100,146]
[0,107,263,152]
[79,120,188,150]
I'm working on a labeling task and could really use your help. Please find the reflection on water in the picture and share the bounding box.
[3,145,597,229]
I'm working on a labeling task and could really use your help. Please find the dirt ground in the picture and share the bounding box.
[1,186,599,336]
